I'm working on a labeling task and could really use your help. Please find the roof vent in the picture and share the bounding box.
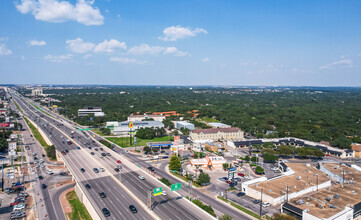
[297,176,302,180]
[298,199,304,205]
[352,190,356,194]
[326,196,332,202]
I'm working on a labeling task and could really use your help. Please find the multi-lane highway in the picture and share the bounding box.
[10,90,214,220]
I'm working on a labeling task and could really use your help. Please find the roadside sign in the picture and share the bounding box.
[228,172,233,179]
[90,117,93,121]
[9,150,16,156]
[129,122,133,129]
[153,187,162,196]
[171,183,181,191]
[36,108,41,110]
[229,167,236,172]
[134,137,136,144]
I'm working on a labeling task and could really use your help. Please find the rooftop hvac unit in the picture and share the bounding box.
[352,191,356,194]
[268,190,272,192]
[297,176,302,180]
[304,208,310,213]
[334,194,340,199]
[298,199,304,205]
[326,196,332,202]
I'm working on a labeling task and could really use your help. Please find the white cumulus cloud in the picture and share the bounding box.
[320,59,353,69]
[94,39,126,53]
[30,40,46,46]
[44,54,72,62]
[110,57,145,64]
[66,38,94,53]
[128,44,189,56]
[0,44,12,55]
[159,25,207,41]
[15,0,104,26]
[202,57,210,62]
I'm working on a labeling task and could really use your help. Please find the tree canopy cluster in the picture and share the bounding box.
[22,86,361,149]
[135,127,166,139]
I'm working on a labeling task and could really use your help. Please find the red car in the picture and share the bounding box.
[326,154,331,156]
[11,201,24,207]
[117,160,122,164]
[238,173,245,177]
[225,180,231,184]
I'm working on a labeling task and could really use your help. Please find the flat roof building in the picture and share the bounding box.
[128,114,166,122]
[176,121,195,131]
[106,121,164,135]
[78,107,104,117]
[207,122,231,128]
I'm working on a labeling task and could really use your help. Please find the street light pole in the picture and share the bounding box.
[315,174,318,191]
[260,189,263,217]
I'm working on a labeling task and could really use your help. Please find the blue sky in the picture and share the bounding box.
[0,0,360,86]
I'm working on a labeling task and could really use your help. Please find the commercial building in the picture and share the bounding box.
[242,163,331,206]
[207,122,231,128]
[31,88,43,96]
[152,111,181,117]
[176,121,195,130]
[127,114,166,122]
[228,137,354,158]
[106,121,164,135]
[282,162,361,220]
[352,143,361,158]
[190,155,227,169]
[78,107,105,117]
[190,127,244,142]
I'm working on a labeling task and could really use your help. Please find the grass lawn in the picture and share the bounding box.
[23,116,48,147]
[31,103,56,119]
[66,191,92,220]
[198,117,220,123]
[106,136,174,148]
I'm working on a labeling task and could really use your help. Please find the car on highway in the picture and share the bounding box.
[117,160,122,164]
[236,192,246,197]
[88,147,92,149]
[41,184,47,189]
[138,176,145,180]
[99,192,106,198]
[94,148,98,151]
[253,199,261,204]
[148,166,155,172]
[46,170,53,175]
[93,168,99,173]
[102,208,110,217]
[129,205,137,213]
[80,168,85,172]
[77,147,81,150]
[61,151,66,155]
[106,153,111,156]
[90,152,95,155]
[85,184,91,189]
[100,148,103,151]
[99,167,105,172]
[114,168,120,172]
[98,155,103,158]
[65,149,69,153]
[42,154,45,157]
[262,202,271,207]
[101,153,106,157]
[162,191,167,196]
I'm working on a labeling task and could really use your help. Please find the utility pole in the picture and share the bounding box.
[315,174,318,191]
[260,189,263,217]
[147,190,152,209]
[1,161,4,191]
[286,184,289,202]
[188,180,193,200]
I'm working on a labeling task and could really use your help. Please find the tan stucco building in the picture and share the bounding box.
[190,127,244,141]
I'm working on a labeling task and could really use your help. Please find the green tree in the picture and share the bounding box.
[255,166,264,174]
[262,148,276,155]
[222,163,229,170]
[143,146,151,153]
[263,153,278,162]
[160,178,171,186]
[251,156,257,162]
[197,172,210,185]
[169,154,181,171]
[263,142,275,148]
[162,118,174,129]
[180,127,190,135]
[45,145,56,160]
[152,148,158,153]
[278,145,293,155]
[244,155,250,162]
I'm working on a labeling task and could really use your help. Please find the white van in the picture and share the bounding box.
[46,170,53,175]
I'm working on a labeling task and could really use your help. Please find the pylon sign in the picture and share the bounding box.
[129,122,133,128]
[153,187,162,196]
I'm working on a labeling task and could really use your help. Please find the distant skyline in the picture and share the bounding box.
[1,0,361,86]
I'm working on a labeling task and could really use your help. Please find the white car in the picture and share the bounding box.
[162,191,167,196]
[138,176,145,180]
[13,203,26,211]
[41,164,45,168]
[99,167,105,172]
[98,155,103,158]
[262,202,271,207]
[46,170,53,175]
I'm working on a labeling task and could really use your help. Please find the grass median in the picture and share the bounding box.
[13,100,23,113]
[106,136,174,148]
[66,190,92,220]
[217,196,261,219]
[23,116,48,147]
